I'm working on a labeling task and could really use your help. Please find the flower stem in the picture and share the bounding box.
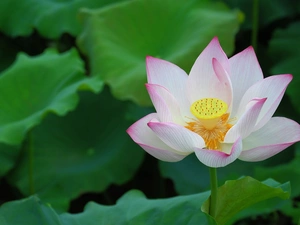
[209,167,218,218]
[252,0,259,51]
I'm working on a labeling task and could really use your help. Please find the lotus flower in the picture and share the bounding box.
[127,37,300,168]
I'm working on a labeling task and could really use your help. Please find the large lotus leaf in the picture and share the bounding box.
[61,190,216,225]
[8,89,145,211]
[0,49,103,146]
[269,22,300,113]
[0,196,62,225]
[77,0,240,106]
[223,0,300,29]
[0,191,216,225]
[0,0,124,38]
[201,177,290,225]
[0,179,289,225]
[227,194,292,225]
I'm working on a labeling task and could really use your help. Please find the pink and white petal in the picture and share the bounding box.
[212,58,233,111]
[224,98,267,143]
[194,137,242,168]
[146,56,191,117]
[235,74,292,131]
[138,143,187,162]
[187,37,230,103]
[243,117,300,149]
[148,120,205,153]
[127,113,187,161]
[239,143,294,162]
[229,46,264,117]
[146,84,186,125]
[239,117,300,161]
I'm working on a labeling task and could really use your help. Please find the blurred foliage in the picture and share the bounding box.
[77,0,240,105]
[0,0,123,38]
[0,49,102,146]
[223,0,300,29]
[0,178,289,225]
[269,22,300,114]
[7,89,144,211]
[0,0,299,224]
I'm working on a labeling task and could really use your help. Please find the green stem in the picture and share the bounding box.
[209,167,218,218]
[28,132,35,195]
[251,0,259,51]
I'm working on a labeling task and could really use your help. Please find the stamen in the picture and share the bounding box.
[186,98,232,150]
[190,98,228,130]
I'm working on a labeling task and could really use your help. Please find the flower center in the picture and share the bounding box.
[186,98,232,150]
[190,98,228,130]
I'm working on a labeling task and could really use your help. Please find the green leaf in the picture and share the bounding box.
[8,89,144,211]
[227,195,291,225]
[0,191,216,225]
[78,0,240,106]
[0,0,124,38]
[201,177,290,225]
[269,21,300,113]
[0,49,103,146]
[0,178,290,225]
[0,196,62,225]
[61,190,216,225]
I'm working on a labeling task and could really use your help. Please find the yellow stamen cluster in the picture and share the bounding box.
[190,98,228,120]
[186,98,232,150]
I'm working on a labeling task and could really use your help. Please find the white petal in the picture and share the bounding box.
[127,113,188,162]
[194,137,242,168]
[146,84,185,125]
[148,120,205,153]
[138,143,187,162]
[239,144,294,162]
[146,56,191,118]
[224,98,267,143]
[239,117,300,161]
[187,37,230,103]
[229,46,264,117]
[235,74,292,131]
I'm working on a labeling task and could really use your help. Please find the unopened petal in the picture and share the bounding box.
[148,120,205,153]
[187,37,230,103]
[224,98,267,143]
[194,137,242,168]
[236,74,292,131]
[127,113,187,162]
[229,46,264,117]
[239,117,300,161]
